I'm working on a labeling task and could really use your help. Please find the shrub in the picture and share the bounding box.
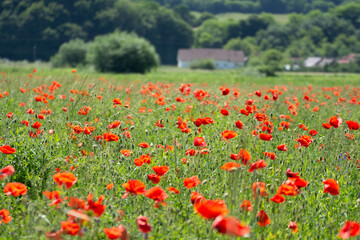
[87,32,159,73]
[190,59,216,70]
[51,39,87,67]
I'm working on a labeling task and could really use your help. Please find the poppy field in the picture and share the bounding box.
[0,68,360,239]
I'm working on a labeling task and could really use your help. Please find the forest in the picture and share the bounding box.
[0,0,360,67]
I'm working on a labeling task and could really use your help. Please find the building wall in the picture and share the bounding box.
[178,60,244,69]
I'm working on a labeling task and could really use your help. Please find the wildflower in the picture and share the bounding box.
[184,176,201,189]
[288,221,299,233]
[248,160,267,172]
[3,182,27,197]
[0,209,12,224]
[323,179,339,195]
[338,221,360,239]
[122,180,146,197]
[257,210,271,227]
[0,145,16,154]
[137,216,152,234]
[212,215,251,237]
[152,166,169,176]
[147,174,161,184]
[194,199,229,219]
[221,162,241,172]
[0,165,15,180]
[104,225,129,240]
[53,172,77,189]
[167,187,180,194]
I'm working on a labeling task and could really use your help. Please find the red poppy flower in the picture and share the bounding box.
[221,130,237,140]
[184,176,201,189]
[185,149,196,156]
[194,199,229,219]
[53,172,77,189]
[270,193,285,203]
[296,135,313,148]
[147,174,161,184]
[263,152,277,160]
[238,149,252,165]
[212,215,251,237]
[191,192,205,204]
[286,177,308,189]
[248,160,267,172]
[0,209,12,224]
[167,187,180,194]
[252,182,267,199]
[255,90,262,97]
[338,221,360,239]
[0,165,15,180]
[322,123,332,129]
[86,193,106,217]
[220,109,229,116]
[108,121,121,129]
[259,133,273,141]
[61,221,81,236]
[346,121,359,130]
[31,121,42,129]
[277,144,287,151]
[240,200,253,211]
[288,221,299,233]
[277,184,297,196]
[194,137,206,147]
[329,116,342,128]
[222,88,230,95]
[103,225,129,240]
[240,109,249,116]
[137,216,152,234]
[323,179,339,195]
[120,149,132,157]
[0,145,16,154]
[235,120,244,129]
[112,98,122,105]
[309,129,318,136]
[138,142,150,148]
[103,132,120,142]
[106,183,114,190]
[257,210,271,227]
[122,180,146,196]
[145,186,168,204]
[152,166,169,176]
[4,182,27,197]
[286,168,299,178]
[221,162,241,172]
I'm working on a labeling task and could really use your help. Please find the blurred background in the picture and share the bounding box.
[0,0,360,74]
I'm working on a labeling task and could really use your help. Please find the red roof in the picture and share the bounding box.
[178,48,246,62]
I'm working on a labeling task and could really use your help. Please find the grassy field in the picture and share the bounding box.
[0,67,359,239]
[192,11,289,24]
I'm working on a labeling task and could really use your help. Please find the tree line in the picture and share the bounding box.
[1,0,360,67]
[152,0,360,14]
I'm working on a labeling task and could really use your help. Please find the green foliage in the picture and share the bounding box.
[50,39,87,67]
[87,31,159,73]
[189,59,216,70]
[259,49,283,76]
[223,38,252,56]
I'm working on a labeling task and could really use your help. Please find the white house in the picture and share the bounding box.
[177,48,246,69]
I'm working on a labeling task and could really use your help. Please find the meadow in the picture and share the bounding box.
[0,67,359,239]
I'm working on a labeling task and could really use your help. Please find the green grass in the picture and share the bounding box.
[0,66,359,239]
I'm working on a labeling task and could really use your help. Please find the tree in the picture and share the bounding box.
[51,39,87,67]
[259,49,283,76]
[224,38,252,56]
[195,19,227,48]
[334,3,360,28]
[87,32,159,73]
